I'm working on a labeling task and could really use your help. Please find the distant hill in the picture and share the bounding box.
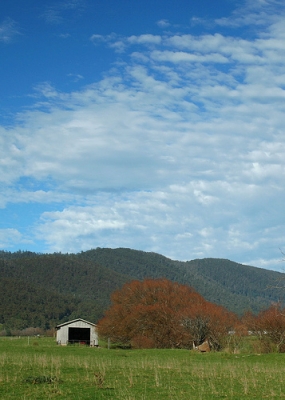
[0,251,128,330]
[0,248,284,331]
[78,248,285,314]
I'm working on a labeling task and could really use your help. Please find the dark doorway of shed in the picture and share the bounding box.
[68,327,90,345]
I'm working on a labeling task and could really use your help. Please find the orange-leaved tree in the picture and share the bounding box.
[247,304,285,352]
[97,278,236,349]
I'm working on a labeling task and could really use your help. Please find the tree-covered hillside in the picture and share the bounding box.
[0,251,128,330]
[0,248,284,331]
[78,248,285,313]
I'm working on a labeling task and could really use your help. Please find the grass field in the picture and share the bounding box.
[1,337,285,399]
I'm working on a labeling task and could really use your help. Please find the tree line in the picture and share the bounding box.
[1,248,285,341]
[98,278,285,352]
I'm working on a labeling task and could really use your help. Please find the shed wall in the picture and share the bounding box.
[56,320,98,346]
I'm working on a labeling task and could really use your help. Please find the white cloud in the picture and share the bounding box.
[215,0,284,28]
[2,3,285,270]
[0,18,20,43]
[34,178,285,268]
[150,50,229,64]
[127,34,162,45]
[90,33,117,44]
[157,19,170,28]
[0,229,30,248]
[42,0,85,24]
[33,82,59,98]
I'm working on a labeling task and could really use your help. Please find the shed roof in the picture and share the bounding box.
[56,318,96,329]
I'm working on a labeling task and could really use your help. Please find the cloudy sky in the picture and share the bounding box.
[1,0,285,270]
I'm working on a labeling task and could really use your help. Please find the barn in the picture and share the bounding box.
[56,318,98,346]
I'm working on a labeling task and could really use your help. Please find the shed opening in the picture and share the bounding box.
[68,327,90,345]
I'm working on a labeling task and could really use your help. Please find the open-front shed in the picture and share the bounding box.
[56,318,98,346]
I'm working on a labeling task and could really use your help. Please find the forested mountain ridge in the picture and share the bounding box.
[0,252,129,330]
[0,248,284,331]
[78,249,285,313]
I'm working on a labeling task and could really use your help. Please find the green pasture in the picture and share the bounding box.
[1,337,285,399]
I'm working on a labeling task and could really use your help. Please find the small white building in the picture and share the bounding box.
[56,318,98,346]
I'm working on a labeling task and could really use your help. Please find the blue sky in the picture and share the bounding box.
[1,0,285,271]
